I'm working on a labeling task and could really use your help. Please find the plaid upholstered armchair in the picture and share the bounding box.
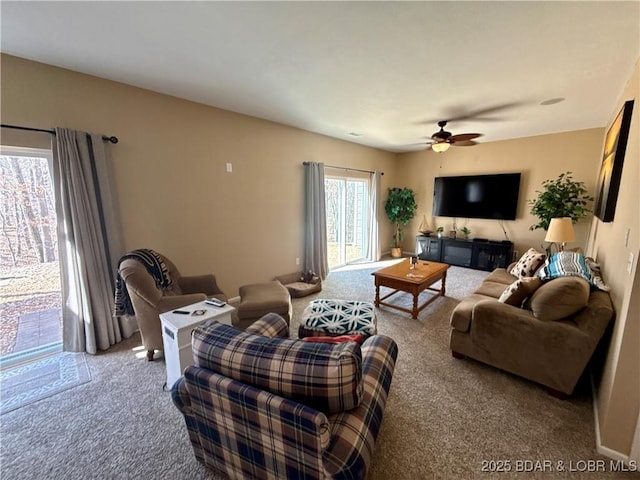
[172,313,398,480]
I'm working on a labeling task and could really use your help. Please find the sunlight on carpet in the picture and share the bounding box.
[0,352,91,414]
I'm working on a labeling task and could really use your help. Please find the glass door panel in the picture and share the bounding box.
[0,148,62,364]
[325,175,368,270]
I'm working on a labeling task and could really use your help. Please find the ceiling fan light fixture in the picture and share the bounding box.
[432,142,450,153]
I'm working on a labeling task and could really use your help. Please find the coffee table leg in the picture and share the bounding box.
[441,271,447,297]
[412,293,419,319]
[375,283,380,307]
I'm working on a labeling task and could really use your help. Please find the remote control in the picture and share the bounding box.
[173,310,190,315]
[205,298,226,307]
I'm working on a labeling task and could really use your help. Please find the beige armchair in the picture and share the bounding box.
[117,250,226,361]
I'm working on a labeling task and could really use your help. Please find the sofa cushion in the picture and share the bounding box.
[475,280,512,299]
[484,268,517,286]
[498,277,543,307]
[525,276,590,321]
[191,321,363,413]
[510,248,546,278]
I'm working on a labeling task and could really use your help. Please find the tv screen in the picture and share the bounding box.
[432,173,521,220]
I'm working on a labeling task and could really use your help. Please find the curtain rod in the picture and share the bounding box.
[303,162,384,176]
[1,123,119,144]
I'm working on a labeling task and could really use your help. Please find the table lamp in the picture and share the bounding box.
[545,217,576,251]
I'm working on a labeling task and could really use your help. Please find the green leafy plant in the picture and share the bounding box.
[460,226,471,237]
[529,172,594,231]
[384,187,418,248]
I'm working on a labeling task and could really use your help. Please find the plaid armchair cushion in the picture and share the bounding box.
[191,321,364,413]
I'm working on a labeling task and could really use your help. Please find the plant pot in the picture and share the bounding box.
[390,247,402,258]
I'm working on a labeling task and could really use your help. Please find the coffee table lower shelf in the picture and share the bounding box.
[376,285,445,319]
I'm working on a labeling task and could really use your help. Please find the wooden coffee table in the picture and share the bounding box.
[372,259,449,319]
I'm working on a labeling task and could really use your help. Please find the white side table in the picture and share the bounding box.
[160,301,235,389]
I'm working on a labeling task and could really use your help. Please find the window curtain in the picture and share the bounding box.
[52,128,134,354]
[366,171,381,262]
[303,162,328,279]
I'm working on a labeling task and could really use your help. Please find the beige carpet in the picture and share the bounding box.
[0,260,621,479]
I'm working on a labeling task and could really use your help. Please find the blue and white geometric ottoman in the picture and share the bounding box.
[298,299,378,338]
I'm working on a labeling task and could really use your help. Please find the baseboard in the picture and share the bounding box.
[590,372,631,463]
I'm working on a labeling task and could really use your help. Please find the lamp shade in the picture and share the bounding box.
[545,217,576,243]
[431,142,450,153]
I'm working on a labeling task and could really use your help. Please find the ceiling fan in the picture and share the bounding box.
[427,121,482,152]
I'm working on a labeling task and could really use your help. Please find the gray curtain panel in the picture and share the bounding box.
[52,128,133,354]
[366,171,380,262]
[303,162,328,279]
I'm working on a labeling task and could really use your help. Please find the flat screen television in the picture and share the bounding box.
[432,173,521,220]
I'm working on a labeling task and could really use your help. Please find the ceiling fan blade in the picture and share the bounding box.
[449,133,482,142]
[451,140,478,147]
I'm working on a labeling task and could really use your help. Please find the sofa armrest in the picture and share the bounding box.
[174,365,330,479]
[178,274,225,297]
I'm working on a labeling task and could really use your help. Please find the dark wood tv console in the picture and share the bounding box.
[415,235,513,272]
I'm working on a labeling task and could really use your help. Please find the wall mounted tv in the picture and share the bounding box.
[432,173,521,220]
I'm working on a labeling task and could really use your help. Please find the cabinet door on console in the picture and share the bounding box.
[491,244,512,269]
[471,244,493,271]
[442,239,472,267]
[416,236,440,261]
[471,243,512,271]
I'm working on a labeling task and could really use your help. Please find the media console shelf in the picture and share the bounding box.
[415,235,512,272]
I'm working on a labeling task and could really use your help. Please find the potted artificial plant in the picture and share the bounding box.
[529,172,594,231]
[384,187,418,258]
[460,226,471,240]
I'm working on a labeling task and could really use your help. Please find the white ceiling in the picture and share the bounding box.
[1,1,639,152]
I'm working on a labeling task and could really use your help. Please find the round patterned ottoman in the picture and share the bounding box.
[298,299,377,338]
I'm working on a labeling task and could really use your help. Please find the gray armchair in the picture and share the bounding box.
[117,250,226,361]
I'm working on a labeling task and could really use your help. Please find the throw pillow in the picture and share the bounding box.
[302,334,365,344]
[498,277,543,307]
[191,321,363,414]
[525,276,590,321]
[510,248,546,278]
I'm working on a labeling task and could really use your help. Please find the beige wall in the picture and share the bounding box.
[0,54,397,295]
[2,52,638,458]
[588,61,639,458]
[395,129,603,259]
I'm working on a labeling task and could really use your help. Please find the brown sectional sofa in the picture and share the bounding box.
[449,266,614,395]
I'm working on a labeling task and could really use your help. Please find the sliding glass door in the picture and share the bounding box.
[0,147,62,365]
[325,175,369,269]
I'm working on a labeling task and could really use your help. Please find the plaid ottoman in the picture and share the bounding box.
[298,299,377,338]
